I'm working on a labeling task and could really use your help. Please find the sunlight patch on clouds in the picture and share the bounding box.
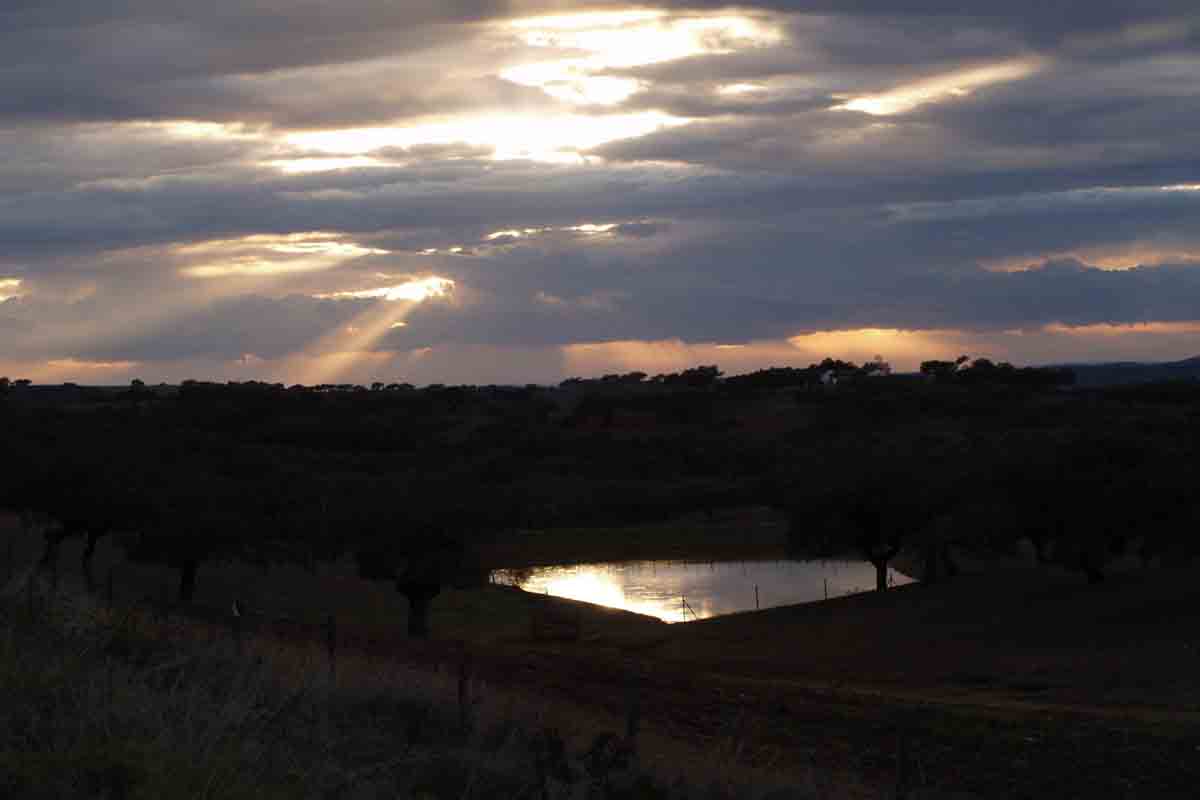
[178,233,388,278]
[510,10,664,31]
[487,222,619,241]
[271,156,385,174]
[501,11,782,107]
[314,276,456,302]
[267,9,786,169]
[283,111,685,164]
[1042,321,1200,337]
[156,121,257,140]
[836,57,1046,115]
[488,229,535,240]
[563,338,803,376]
[42,359,141,380]
[718,83,767,96]
[562,331,980,378]
[0,278,22,302]
[983,243,1200,273]
[788,328,965,366]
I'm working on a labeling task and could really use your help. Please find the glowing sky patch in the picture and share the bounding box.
[44,359,141,374]
[155,121,258,140]
[837,57,1046,115]
[272,11,780,169]
[718,83,767,96]
[570,223,618,234]
[788,328,969,365]
[179,234,388,278]
[983,243,1200,273]
[501,11,782,107]
[509,10,665,30]
[0,278,22,302]
[1042,321,1200,337]
[283,111,685,164]
[315,276,455,302]
[271,156,385,174]
[486,222,619,242]
[488,229,531,240]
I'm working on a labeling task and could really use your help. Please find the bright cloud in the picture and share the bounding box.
[501,10,782,107]
[179,234,388,278]
[0,278,22,302]
[282,111,686,165]
[837,57,1047,115]
[315,276,456,302]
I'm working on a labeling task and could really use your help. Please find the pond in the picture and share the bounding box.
[491,560,915,623]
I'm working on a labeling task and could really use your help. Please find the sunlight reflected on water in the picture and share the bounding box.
[492,560,913,622]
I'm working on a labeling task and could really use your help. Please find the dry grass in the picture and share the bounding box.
[0,566,862,799]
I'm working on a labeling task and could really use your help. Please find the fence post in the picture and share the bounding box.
[325,614,337,687]
[824,578,829,601]
[755,584,759,610]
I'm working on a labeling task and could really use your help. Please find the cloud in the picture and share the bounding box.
[3,2,1200,383]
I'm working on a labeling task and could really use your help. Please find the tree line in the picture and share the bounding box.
[2,365,1197,637]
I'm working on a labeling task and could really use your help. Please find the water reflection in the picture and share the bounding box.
[492,560,913,622]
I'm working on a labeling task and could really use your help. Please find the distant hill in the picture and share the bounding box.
[1055,356,1200,387]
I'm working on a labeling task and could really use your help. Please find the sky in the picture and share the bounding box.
[3,1,1200,385]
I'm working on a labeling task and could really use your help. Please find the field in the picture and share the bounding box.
[3,513,1200,798]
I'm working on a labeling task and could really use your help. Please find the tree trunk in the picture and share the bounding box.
[178,559,199,606]
[399,582,441,638]
[1030,534,1051,564]
[871,558,889,592]
[865,543,900,593]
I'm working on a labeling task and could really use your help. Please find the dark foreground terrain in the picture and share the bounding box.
[4,509,1198,799]
[4,370,1200,796]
